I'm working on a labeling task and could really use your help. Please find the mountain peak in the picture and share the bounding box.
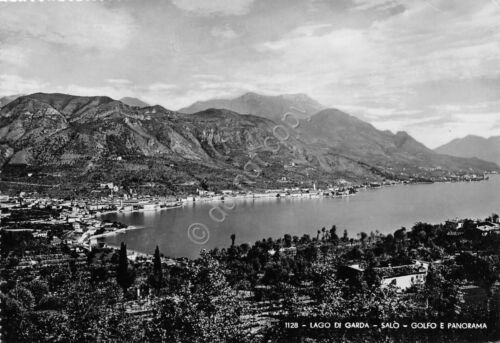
[179,92,324,121]
[395,130,411,137]
[392,131,430,151]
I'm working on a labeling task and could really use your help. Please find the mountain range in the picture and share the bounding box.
[435,135,500,166]
[179,92,325,122]
[0,92,497,194]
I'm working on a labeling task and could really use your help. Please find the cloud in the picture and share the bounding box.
[0,45,26,66]
[255,27,385,91]
[0,3,135,51]
[0,74,47,95]
[148,83,178,92]
[171,0,255,16]
[211,26,240,39]
[351,0,405,11]
[292,24,334,37]
[492,119,500,130]
[106,79,132,86]
[192,74,225,80]
[406,115,461,128]
[253,1,500,113]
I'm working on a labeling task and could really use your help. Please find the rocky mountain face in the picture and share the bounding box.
[435,135,500,166]
[120,97,150,108]
[179,92,325,122]
[0,93,497,194]
[0,93,318,190]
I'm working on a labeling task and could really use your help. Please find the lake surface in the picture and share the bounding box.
[102,175,500,258]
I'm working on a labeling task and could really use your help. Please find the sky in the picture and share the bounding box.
[1,0,500,148]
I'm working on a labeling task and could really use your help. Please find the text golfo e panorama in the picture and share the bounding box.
[286,321,488,330]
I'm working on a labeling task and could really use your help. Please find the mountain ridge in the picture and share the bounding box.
[0,92,497,195]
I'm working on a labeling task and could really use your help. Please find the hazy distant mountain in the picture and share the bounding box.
[179,92,325,121]
[435,135,500,165]
[120,97,150,108]
[0,94,23,108]
[0,93,497,193]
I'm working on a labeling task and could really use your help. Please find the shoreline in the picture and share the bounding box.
[98,204,183,216]
[96,176,499,259]
[169,178,491,205]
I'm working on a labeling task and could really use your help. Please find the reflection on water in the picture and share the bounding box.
[103,176,500,258]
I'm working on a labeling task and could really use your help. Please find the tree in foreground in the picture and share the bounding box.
[330,225,339,244]
[116,242,136,294]
[342,229,349,242]
[149,245,164,295]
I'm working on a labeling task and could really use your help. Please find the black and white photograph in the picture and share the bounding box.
[1,0,500,342]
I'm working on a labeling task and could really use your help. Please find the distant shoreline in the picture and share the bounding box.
[89,225,145,239]
[97,203,183,216]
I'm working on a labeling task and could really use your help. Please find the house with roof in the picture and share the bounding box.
[50,236,62,246]
[341,260,429,291]
[378,263,428,290]
[475,222,500,235]
[279,246,297,257]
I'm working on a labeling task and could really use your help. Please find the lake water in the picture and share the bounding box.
[102,175,500,258]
